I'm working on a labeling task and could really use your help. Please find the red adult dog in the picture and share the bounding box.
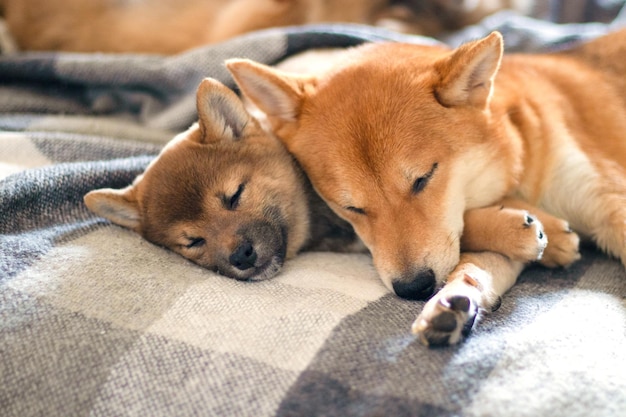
[227,30,626,345]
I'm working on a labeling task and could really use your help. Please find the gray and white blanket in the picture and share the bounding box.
[1,3,626,416]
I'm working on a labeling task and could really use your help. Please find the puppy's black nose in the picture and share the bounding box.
[229,241,257,270]
[392,269,436,300]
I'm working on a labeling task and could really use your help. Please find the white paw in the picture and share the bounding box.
[411,275,500,346]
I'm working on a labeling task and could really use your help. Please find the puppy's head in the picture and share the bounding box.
[227,33,508,298]
[84,78,310,281]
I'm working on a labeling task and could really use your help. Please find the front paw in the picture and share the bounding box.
[412,292,478,346]
[495,208,548,262]
[540,219,581,268]
[463,206,548,263]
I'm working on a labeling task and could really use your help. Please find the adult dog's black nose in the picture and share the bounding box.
[392,269,436,300]
[229,241,257,270]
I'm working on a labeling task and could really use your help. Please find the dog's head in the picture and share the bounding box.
[84,78,311,281]
[227,33,510,298]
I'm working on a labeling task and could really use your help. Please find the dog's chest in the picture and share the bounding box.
[523,143,601,238]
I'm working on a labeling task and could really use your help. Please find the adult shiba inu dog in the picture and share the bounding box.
[0,0,532,54]
[85,76,545,284]
[226,30,626,345]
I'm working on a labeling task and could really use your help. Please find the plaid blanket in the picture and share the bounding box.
[2,4,626,417]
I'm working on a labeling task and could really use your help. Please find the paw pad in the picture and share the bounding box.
[430,311,457,332]
[413,294,479,347]
[447,295,471,313]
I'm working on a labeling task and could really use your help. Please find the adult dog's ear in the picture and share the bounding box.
[434,31,503,109]
[226,59,313,131]
[84,186,141,231]
[195,77,252,142]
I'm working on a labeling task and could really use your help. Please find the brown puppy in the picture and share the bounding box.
[84,78,361,281]
[225,30,626,344]
[0,0,533,54]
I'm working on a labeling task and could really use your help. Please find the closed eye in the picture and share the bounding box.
[345,206,366,215]
[412,163,438,194]
[185,237,205,249]
[223,183,245,210]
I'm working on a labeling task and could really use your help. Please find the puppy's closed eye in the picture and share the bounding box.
[186,237,206,249]
[223,183,245,210]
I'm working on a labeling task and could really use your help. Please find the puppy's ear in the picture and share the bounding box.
[225,59,310,131]
[434,31,503,109]
[84,186,141,231]
[195,77,251,143]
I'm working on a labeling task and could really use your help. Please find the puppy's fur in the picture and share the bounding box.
[227,30,626,345]
[0,0,533,54]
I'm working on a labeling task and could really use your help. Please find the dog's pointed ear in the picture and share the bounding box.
[435,31,503,109]
[195,77,251,143]
[84,186,141,231]
[225,58,308,130]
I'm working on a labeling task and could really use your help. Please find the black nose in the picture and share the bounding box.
[229,241,257,270]
[392,269,436,300]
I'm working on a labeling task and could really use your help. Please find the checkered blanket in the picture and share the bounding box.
[2,4,626,417]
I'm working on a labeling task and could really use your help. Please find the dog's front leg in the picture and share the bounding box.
[462,205,548,263]
[411,252,524,346]
[462,200,581,268]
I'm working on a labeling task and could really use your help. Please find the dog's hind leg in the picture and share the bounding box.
[582,191,626,268]
[411,252,524,346]
[530,146,624,267]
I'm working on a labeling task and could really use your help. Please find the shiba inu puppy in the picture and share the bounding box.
[84,78,362,281]
[85,76,546,285]
[0,0,532,54]
[226,30,625,345]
